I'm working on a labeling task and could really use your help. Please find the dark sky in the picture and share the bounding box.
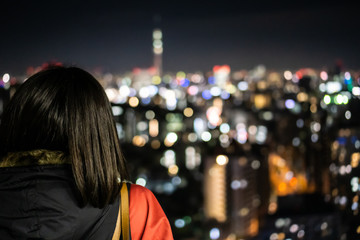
[1,0,359,75]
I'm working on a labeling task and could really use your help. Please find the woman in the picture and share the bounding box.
[0,66,173,239]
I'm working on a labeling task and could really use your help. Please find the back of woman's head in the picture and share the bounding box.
[0,66,128,207]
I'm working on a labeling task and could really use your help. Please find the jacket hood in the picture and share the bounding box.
[0,150,118,240]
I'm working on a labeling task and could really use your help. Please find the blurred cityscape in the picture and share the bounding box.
[1,29,360,240]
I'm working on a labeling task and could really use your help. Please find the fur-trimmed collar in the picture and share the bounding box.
[0,149,70,168]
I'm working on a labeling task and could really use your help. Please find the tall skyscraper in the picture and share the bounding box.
[152,28,163,76]
[204,154,259,239]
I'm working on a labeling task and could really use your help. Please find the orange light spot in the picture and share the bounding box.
[289,177,298,187]
[278,182,287,194]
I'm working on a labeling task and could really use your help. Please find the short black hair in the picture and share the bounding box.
[0,66,129,208]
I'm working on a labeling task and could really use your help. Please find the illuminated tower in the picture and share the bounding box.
[204,154,260,239]
[152,28,163,76]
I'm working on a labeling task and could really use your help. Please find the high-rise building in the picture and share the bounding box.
[204,154,260,239]
[152,28,163,76]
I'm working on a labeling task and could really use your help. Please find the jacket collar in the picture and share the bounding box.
[0,149,70,168]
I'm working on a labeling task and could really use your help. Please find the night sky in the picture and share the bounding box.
[1,0,359,75]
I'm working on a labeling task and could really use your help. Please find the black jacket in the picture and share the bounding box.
[0,164,119,240]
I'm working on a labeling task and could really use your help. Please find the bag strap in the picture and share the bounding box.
[112,183,130,240]
[121,183,130,240]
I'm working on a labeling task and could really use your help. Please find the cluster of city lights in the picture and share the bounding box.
[330,129,360,221]
[100,65,359,239]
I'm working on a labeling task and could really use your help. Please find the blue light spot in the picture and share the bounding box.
[181,78,190,87]
[337,137,346,145]
[344,78,352,85]
[208,76,215,85]
[141,97,151,105]
[202,90,212,100]
[220,91,230,100]
[175,219,185,228]
[285,99,296,109]
[210,228,220,239]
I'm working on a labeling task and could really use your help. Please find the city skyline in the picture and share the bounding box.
[1,2,360,238]
[1,1,359,75]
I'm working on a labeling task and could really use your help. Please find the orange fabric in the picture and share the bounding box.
[129,184,174,240]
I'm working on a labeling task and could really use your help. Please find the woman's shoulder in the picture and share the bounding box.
[129,183,151,194]
[128,184,174,240]
[129,184,156,199]
[128,183,162,212]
